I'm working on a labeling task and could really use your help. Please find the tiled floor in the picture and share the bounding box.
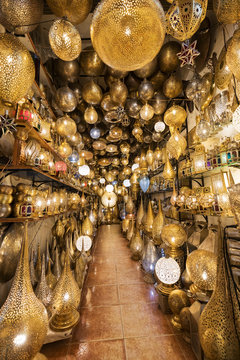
[42,224,197,360]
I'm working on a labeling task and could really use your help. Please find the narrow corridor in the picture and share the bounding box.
[42,225,197,360]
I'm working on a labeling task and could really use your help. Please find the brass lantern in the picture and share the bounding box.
[80,45,105,76]
[49,19,82,61]
[0,34,35,104]
[90,0,166,71]
[166,0,207,41]
[55,115,77,137]
[46,0,92,25]
[0,0,44,35]
[0,224,48,359]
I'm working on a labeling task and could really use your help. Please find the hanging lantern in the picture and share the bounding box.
[139,176,150,193]
[213,0,240,24]
[55,115,77,137]
[49,19,82,61]
[46,0,92,25]
[55,86,78,113]
[0,34,35,104]
[0,0,43,35]
[78,165,90,176]
[101,191,118,208]
[166,129,187,160]
[140,103,155,121]
[134,57,158,78]
[82,80,103,105]
[90,127,101,139]
[196,116,211,141]
[166,0,207,41]
[82,216,93,237]
[84,106,98,124]
[126,195,135,215]
[110,80,128,105]
[164,105,187,129]
[90,0,166,71]
[162,156,176,181]
[80,45,105,76]
[55,59,80,83]
[68,150,79,163]
[58,141,72,158]
[158,41,181,73]
[163,73,183,99]
[138,79,154,102]
[154,121,165,133]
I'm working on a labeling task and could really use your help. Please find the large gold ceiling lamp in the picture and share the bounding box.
[49,19,82,61]
[166,0,208,41]
[213,0,240,24]
[0,34,35,105]
[47,0,92,25]
[0,223,48,359]
[0,0,43,34]
[90,0,166,71]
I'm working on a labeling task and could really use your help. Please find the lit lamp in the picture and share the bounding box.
[155,257,181,295]
[212,171,233,216]
[78,164,90,176]
[161,224,187,258]
[186,249,217,300]
[161,224,186,281]
[101,191,117,208]
[192,145,206,174]
[142,239,159,283]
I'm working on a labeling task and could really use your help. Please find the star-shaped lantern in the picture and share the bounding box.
[177,40,200,67]
[0,113,16,137]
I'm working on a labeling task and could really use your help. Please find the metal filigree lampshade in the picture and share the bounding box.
[49,19,82,61]
[90,0,166,71]
[166,0,208,41]
[49,241,80,332]
[0,0,43,34]
[46,0,92,25]
[186,249,217,293]
[0,223,48,359]
[0,34,35,104]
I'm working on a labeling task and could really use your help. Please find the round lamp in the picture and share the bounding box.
[90,0,166,71]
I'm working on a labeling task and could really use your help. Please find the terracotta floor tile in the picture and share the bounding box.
[125,335,185,360]
[41,339,70,359]
[72,305,123,342]
[117,268,144,284]
[81,285,119,307]
[175,335,197,360]
[88,261,116,274]
[119,283,158,304]
[85,269,117,286]
[121,303,173,338]
[68,340,126,360]
[116,260,141,274]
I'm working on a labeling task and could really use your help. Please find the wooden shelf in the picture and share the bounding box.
[0,210,75,223]
[16,120,66,163]
[0,165,94,194]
